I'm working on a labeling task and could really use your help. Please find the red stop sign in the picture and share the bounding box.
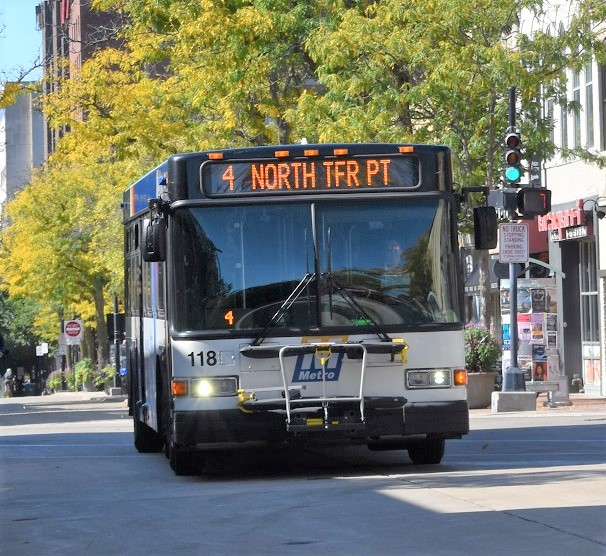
[65,321,82,337]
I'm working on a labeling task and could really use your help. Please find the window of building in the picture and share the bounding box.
[579,241,600,389]
[560,102,568,149]
[572,71,581,148]
[547,98,555,145]
[585,63,594,148]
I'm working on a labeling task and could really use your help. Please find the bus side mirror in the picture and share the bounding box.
[142,218,166,262]
[473,206,497,250]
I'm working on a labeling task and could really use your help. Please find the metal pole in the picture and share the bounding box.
[502,87,526,391]
[508,86,516,128]
[59,307,66,391]
[113,295,121,388]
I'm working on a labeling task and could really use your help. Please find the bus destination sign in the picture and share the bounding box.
[201,156,419,196]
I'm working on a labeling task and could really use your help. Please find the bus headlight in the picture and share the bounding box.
[194,379,215,397]
[430,370,450,387]
[406,369,452,389]
[191,377,238,397]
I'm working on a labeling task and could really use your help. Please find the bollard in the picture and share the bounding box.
[502,366,526,391]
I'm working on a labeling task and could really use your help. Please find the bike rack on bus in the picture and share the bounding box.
[239,342,407,432]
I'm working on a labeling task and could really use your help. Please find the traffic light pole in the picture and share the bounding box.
[502,87,526,392]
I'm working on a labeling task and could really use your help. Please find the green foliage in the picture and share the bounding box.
[74,358,96,383]
[47,369,75,391]
[95,365,117,388]
[464,326,501,373]
[0,292,40,347]
[73,359,116,388]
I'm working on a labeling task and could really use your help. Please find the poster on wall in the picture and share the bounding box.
[500,290,510,314]
[546,313,557,332]
[532,344,547,360]
[547,331,557,349]
[518,314,531,341]
[502,322,510,350]
[533,360,548,381]
[531,313,545,344]
[531,288,546,312]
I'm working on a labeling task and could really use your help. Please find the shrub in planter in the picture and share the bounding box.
[464,326,501,373]
[47,369,75,391]
[95,365,117,389]
[47,370,63,391]
[74,358,96,384]
[464,326,501,409]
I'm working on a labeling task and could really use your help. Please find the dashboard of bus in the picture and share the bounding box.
[170,198,462,335]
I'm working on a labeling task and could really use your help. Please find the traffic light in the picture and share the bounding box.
[517,187,551,218]
[504,129,522,184]
[473,206,498,249]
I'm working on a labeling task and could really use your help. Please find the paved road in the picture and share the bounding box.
[0,393,605,556]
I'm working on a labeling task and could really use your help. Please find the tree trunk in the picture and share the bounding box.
[478,249,492,330]
[93,278,109,369]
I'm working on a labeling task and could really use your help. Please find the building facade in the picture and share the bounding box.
[0,85,45,219]
[36,0,120,156]
[520,3,606,396]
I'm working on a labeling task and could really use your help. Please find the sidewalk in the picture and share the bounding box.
[0,389,127,406]
[471,391,606,414]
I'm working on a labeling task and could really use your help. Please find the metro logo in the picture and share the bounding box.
[291,336,347,383]
[292,352,344,383]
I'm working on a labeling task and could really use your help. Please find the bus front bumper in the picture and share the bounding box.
[171,399,469,448]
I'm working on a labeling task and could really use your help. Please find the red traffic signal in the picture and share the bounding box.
[505,131,521,149]
[517,187,551,218]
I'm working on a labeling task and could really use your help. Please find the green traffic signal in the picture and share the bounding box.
[505,165,522,182]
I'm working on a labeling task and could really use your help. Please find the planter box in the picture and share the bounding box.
[466,372,498,409]
[82,380,96,392]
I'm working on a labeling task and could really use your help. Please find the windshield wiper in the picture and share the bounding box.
[324,273,392,343]
[250,272,316,347]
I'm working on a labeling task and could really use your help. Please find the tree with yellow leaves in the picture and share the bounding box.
[0,154,135,368]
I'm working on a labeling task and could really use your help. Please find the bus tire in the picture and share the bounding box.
[407,437,445,465]
[134,416,163,453]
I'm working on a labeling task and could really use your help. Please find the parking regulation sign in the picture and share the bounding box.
[64,319,83,345]
[499,223,529,263]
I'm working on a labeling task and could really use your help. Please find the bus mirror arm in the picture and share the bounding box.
[458,186,489,204]
[148,197,172,217]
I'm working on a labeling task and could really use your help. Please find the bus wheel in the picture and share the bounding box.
[407,437,445,465]
[134,416,163,453]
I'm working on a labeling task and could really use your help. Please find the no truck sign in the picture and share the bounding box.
[499,223,529,264]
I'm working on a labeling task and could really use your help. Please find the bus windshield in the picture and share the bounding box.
[171,199,461,334]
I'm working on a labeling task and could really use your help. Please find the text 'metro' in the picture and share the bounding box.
[201,156,419,196]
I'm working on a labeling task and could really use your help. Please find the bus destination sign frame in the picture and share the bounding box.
[201,155,420,196]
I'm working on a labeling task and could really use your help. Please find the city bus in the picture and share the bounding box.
[123,143,472,475]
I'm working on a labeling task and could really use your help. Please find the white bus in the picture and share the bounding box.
[124,143,471,475]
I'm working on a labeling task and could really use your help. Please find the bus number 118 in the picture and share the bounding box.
[188,351,217,367]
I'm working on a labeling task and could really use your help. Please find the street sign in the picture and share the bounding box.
[64,319,83,345]
[499,223,529,263]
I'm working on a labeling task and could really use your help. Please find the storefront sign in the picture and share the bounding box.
[549,225,590,242]
[538,199,590,241]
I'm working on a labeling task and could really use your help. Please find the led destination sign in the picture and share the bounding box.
[201,156,419,196]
